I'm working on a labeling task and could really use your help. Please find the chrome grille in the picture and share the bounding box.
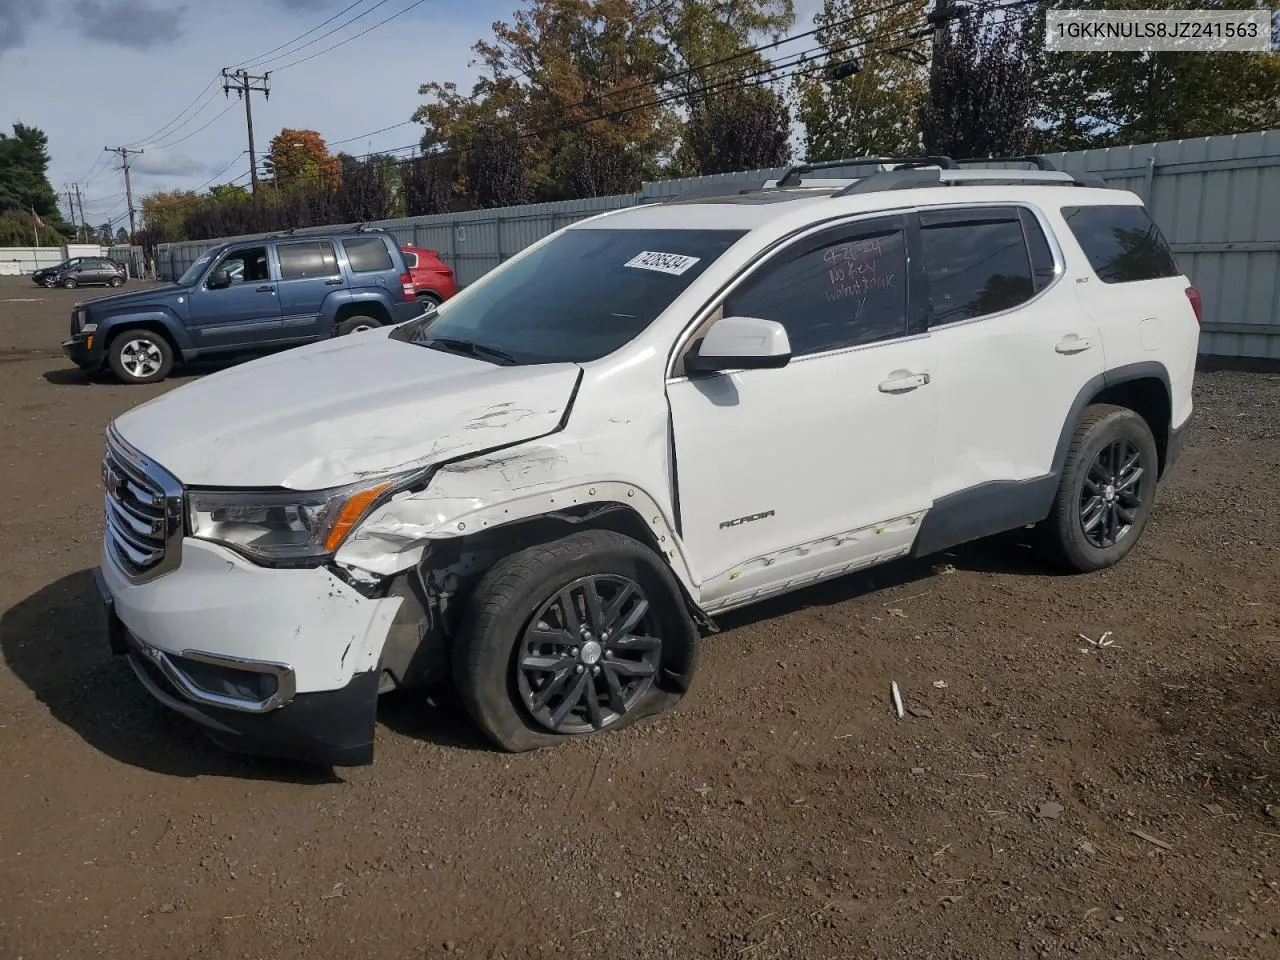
[103,425,184,581]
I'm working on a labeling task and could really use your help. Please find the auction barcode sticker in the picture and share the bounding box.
[624,251,701,276]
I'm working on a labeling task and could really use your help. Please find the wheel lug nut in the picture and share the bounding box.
[570,647,579,657]
[604,649,612,659]
[575,665,584,674]
[592,666,601,675]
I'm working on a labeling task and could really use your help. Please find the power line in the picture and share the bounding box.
[246,0,400,70]
[124,74,223,148]
[273,0,436,71]
[231,0,375,69]
[151,100,238,150]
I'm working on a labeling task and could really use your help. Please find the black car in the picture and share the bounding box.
[33,257,126,289]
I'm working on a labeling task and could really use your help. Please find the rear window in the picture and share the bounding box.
[1060,204,1180,283]
[277,241,338,280]
[343,237,394,273]
[402,250,418,268]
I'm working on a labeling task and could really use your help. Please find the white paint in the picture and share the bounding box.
[697,315,790,361]
[624,251,701,276]
[101,536,401,693]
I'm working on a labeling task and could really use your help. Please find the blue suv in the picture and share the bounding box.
[62,228,422,384]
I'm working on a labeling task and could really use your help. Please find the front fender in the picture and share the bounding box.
[98,309,192,352]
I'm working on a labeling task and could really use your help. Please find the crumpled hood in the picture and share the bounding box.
[112,331,581,489]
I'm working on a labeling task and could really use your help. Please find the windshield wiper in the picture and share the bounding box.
[422,336,519,366]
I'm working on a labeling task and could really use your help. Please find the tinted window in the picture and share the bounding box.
[343,236,394,273]
[921,211,1036,324]
[402,250,418,268]
[1061,204,1180,283]
[1019,208,1056,291]
[277,240,338,280]
[725,223,908,356]
[390,228,745,364]
[214,246,269,285]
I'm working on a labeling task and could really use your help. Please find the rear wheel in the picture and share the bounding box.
[1041,404,1159,572]
[108,330,173,385]
[61,277,77,289]
[108,276,124,287]
[417,292,442,310]
[337,315,381,335]
[454,530,698,752]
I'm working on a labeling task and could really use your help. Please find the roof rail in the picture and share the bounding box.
[775,155,957,187]
[954,155,1056,171]
[835,167,1109,195]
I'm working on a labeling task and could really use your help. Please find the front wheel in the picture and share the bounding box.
[1041,404,1159,573]
[108,330,173,384]
[453,530,699,752]
[61,277,77,289]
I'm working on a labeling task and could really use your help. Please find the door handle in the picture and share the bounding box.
[256,285,274,294]
[324,277,343,285]
[878,372,931,394]
[1055,335,1092,355]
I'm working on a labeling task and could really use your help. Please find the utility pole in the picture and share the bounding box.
[73,183,88,243]
[104,146,143,240]
[222,68,271,195]
[65,186,76,238]
[928,0,953,97]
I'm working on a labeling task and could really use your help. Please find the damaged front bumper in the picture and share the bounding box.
[97,537,406,766]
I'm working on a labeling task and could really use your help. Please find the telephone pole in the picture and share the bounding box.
[65,186,76,238]
[104,146,143,240]
[73,183,88,243]
[222,68,271,195]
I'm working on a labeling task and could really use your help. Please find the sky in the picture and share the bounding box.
[0,0,826,233]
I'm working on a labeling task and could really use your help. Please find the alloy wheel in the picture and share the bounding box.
[119,339,163,380]
[516,575,661,734]
[1079,438,1145,548]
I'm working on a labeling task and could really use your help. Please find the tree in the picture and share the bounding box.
[922,6,1040,159]
[0,209,62,245]
[337,153,401,222]
[685,85,791,175]
[98,222,113,244]
[263,128,340,193]
[795,0,928,161]
[115,227,129,243]
[1034,0,1280,149]
[140,190,199,242]
[403,151,458,216]
[0,123,71,233]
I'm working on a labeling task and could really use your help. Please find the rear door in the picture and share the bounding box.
[186,244,282,349]
[340,235,399,296]
[920,204,1104,546]
[274,239,342,340]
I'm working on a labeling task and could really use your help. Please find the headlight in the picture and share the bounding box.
[187,474,411,564]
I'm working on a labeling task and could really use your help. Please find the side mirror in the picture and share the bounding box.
[687,315,791,374]
[207,268,231,290]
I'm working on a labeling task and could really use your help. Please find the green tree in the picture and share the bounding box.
[1035,0,1280,149]
[685,84,791,174]
[0,209,63,245]
[115,227,129,243]
[0,123,71,233]
[140,190,198,242]
[795,0,928,161]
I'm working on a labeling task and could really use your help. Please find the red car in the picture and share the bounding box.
[401,245,457,308]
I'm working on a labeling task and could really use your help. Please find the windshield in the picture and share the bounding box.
[178,254,215,286]
[389,227,746,364]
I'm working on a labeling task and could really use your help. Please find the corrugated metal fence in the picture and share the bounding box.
[154,129,1280,359]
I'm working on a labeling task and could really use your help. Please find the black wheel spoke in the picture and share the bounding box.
[1081,497,1105,532]
[518,574,662,735]
[1117,465,1144,492]
[1079,438,1147,549]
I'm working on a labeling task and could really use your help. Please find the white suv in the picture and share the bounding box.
[95,157,1200,764]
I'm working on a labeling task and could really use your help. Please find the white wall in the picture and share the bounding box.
[0,244,104,275]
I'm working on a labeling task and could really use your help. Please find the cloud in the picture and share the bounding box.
[0,0,44,55]
[132,151,209,178]
[71,0,184,50]
[272,0,332,8]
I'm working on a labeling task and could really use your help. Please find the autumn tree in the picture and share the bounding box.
[922,5,1041,159]
[140,190,199,242]
[1034,0,1280,149]
[685,85,791,175]
[795,0,928,161]
[263,128,340,193]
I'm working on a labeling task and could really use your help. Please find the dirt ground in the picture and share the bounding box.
[0,274,1277,960]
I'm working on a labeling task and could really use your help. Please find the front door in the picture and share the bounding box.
[187,244,282,349]
[667,215,937,610]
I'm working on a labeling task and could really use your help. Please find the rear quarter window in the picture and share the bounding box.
[1060,204,1180,283]
[343,237,395,273]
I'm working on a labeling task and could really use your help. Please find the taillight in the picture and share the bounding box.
[400,272,415,302]
[1184,286,1202,325]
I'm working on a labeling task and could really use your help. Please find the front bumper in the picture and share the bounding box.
[62,333,103,369]
[97,538,403,765]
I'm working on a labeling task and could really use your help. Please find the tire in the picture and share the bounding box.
[42,277,56,288]
[453,529,699,752]
[337,315,381,335]
[417,292,442,310]
[61,277,77,289]
[1041,404,1159,573]
[108,330,173,385]
[108,276,124,287]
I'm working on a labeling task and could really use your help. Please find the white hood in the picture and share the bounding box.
[112,331,581,489]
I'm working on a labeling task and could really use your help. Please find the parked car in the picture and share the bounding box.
[93,157,1199,765]
[401,244,457,307]
[33,256,126,288]
[62,228,421,384]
